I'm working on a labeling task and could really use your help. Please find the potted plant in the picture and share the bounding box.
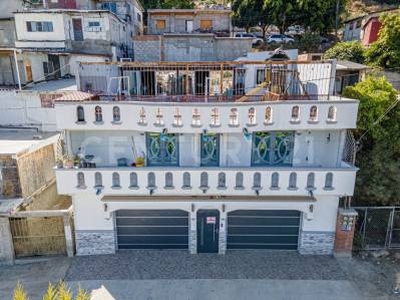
[135,156,145,167]
[63,155,74,169]
[55,157,64,168]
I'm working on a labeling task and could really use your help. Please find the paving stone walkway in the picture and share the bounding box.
[65,250,347,281]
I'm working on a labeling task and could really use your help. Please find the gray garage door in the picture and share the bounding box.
[227,210,300,250]
[116,209,189,250]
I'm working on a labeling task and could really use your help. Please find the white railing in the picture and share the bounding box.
[56,166,357,197]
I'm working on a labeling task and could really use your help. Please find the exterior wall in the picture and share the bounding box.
[20,52,49,83]
[147,10,231,35]
[72,193,339,255]
[0,20,16,47]
[342,21,362,42]
[362,18,381,46]
[0,90,57,132]
[17,144,56,198]
[0,0,24,19]
[133,35,162,62]
[0,155,21,199]
[0,54,18,86]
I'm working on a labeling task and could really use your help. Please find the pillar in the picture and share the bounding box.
[63,214,74,257]
[0,217,15,265]
[218,210,227,254]
[189,209,197,254]
[334,208,358,257]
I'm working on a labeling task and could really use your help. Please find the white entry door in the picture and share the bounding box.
[185,20,193,33]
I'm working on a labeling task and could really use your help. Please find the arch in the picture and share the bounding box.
[192,108,201,127]
[112,172,120,188]
[307,172,315,189]
[95,106,103,122]
[147,172,156,188]
[182,172,192,189]
[324,172,334,189]
[200,171,209,191]
[264,106,273,124]
[113,106,121,122]
[164,172,174,189]
[77,172,85,188]
[252,172,261,190]
[309,106,318,122]
[288,172,297,190]
[248,107,256,125]
[235,172,244,190]
[129,172,138,189]
[229,108,239,126]
[210,107,220,126]
[291,106,300,120]
[173,107,183,127]
[327,106,337,121]
[217,172,227,189]
[270,172,279,189]
[77,106,85,122]
[94,172,103,188]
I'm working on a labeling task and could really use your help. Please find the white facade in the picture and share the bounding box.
[54,60,359,256]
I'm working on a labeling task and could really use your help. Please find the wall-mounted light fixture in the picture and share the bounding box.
[203,128,208,135]
[96,188,102,196]
[149,188,154,195]
[326,133,331,143]
[242,127,251,140]
[162,128,168,135]
[103,203,108,212]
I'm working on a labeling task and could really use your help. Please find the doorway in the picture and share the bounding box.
[72,18,83,41]
[195,71,209,95]
[197,209,219,253]
[185,20,193,33]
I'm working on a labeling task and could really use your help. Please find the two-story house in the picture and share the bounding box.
[54,60,359,256]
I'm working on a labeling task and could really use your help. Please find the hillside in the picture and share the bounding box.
[346,0,399,19]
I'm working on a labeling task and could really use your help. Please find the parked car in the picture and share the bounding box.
[235,32,264,46]
[284,25,305,35]
[266,34,295,44]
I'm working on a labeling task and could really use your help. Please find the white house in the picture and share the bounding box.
[54,60,359,256]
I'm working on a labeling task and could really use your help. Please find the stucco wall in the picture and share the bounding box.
[0,155,21,199]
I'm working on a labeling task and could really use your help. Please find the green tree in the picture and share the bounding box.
[231,0,270,36]
[365,13,400,70]
[343,76,400,206]
[324,41,366,63]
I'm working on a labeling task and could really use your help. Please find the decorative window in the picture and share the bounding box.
[291,106,300,122]
[235,172,244,190]
[327,106,337,122]
[94,172,103,188]
[210,107,220,127]
[306,172,315,190]
[256,68,266,85]
[154,107,164,126]
[201,133,219,166]
[129,172,139,189]
[155,20,166,29]
[270,172,280,190]
[229,108,239,127]
[112,172,121,188]
[147,172,156,189]
[26,21,53,32]
[191,108,201,127]
[247,107,257,126]
[288,172,297,190]
[173,107,183,127]
[95,106,103,122]
[264,106,273,124]
[217,172,227,190]
[200,19,212,29]
[164,172,174,189]
[252,172,262,191]
[252,131,294,166]
[138,107,147,125]
[77,106,85,122]
[200,172,209,192]
[309,106,318,122]
[324,173,334,190]
[77,172,86,189]
[113,106,121,122]
[146,133,179,166]
[182,172,192,189]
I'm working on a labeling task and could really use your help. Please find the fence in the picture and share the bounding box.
[353,206,400,250]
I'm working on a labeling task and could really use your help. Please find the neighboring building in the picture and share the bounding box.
[342,8,399,46]
[54,60,359,256]
[146,8,231,35]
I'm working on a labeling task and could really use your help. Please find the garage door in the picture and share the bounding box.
[227,210,300,250]
[116,209,189,250]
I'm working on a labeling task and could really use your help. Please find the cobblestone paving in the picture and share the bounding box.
[65,251,347,281]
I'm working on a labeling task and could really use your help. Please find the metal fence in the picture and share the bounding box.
[353,206,400,250]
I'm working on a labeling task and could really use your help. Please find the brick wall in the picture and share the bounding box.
[334,208,358,257]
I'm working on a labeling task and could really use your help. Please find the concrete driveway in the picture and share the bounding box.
[0,251,394,300]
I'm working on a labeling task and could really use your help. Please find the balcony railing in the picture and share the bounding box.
[56,166,357,197]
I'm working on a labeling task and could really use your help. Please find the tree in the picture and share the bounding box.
[141,0,195,9]
[343,76,400,206]
[365,13,400,70]
[324,41,366,63]
[231,0,270,36]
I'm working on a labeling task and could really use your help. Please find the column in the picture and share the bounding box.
[189,209,197,254]
[334,208,358,257]
[219,210,227,254]
[0,217,15,265]
[63,214,74,257]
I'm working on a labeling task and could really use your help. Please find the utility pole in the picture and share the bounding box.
[335,0,340,40]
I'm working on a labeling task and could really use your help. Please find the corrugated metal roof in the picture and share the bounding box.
[336,60,370,71]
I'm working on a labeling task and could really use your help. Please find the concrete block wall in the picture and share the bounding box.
[133,36,162,62]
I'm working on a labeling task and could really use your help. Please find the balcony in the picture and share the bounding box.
[55,165,357,197]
